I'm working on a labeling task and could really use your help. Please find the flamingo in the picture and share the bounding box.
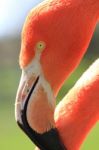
[35,59,99,149]
[15,0,99,150]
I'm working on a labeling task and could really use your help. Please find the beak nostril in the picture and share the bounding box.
[27,89,30,93]
[25,76,40,101]
[20,75,40,102]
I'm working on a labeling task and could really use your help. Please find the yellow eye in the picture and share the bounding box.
[36,41,46,52]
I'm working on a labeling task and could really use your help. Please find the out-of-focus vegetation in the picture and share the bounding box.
[0,24,99,150]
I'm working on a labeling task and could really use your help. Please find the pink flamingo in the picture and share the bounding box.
[15,0,99,150]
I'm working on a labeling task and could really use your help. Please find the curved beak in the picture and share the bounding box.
[15,71,66,150]
[15,71,39,124]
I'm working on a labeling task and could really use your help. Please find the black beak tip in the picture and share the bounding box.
[16,76,67,150]
[17,120,67,150]
[38,128,67,150]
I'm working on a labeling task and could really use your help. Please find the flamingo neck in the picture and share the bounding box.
[55,59,99,150]
[84,0,99,19]
[34,63,99,150]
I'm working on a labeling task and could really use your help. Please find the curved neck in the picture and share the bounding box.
[84,0,99,20]
[55,59,99,150]
[53,0,99,94]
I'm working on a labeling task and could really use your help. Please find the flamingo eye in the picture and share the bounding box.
[36,41,46,52]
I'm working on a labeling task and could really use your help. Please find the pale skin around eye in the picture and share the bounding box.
[35,41,46,53]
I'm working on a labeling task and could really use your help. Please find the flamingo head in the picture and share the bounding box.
[15,4,67,150]
[15,1,99,149]
[19,4,71,94]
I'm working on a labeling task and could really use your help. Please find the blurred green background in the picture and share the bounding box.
[0,1,99,150]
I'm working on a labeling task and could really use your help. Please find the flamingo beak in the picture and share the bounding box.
[15,71,66,150]
[15,71,39,124]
